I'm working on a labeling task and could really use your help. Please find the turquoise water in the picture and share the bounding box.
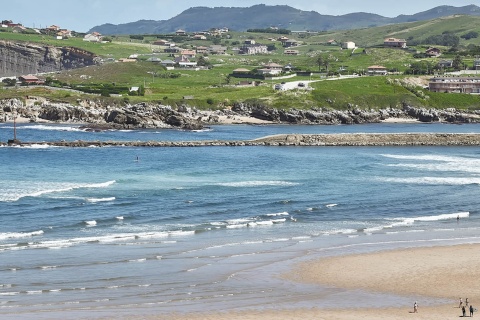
[1,123,480,319]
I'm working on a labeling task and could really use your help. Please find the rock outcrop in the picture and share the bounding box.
[0,40,99,77]
[1,97,480,131]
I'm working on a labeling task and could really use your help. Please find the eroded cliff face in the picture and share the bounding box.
[0,40,99,77]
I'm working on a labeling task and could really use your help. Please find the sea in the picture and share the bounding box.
[1,122,480,319]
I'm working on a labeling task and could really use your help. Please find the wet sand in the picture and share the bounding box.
[163,244,480,320]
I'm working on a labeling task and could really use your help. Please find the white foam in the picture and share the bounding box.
[226,224,247,229]
[85,220,97,226]
[255,221,274,226]
[365,212,469,234]
[266,211,289,216]
[0,230,43,240]
[380,176,480,185]
[19,124,83,132]
[168,230,195,237]
[217,181,299,187]
[86,197,116,203]
[0,180,116,202]
[116,216,124,220]
[326,204,338,208]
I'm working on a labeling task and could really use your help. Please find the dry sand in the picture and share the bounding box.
[164,244,480,320]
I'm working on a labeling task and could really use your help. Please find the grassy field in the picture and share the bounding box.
[2,16,480,110]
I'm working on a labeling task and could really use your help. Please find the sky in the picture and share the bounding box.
[3,0,476,32]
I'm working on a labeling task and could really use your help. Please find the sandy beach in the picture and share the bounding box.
[164,244,480,320]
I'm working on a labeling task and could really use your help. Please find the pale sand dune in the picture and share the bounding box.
[164,244,480,320]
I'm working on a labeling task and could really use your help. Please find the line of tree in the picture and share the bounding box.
[409,32,460,47]
[246,28,291,35]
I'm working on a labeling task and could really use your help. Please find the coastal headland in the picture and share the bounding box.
[4,133,480,147]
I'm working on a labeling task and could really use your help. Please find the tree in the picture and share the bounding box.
[461,31,479,40]
[452,55,464,71]
[2,78,16,86]
[316,54,333,74]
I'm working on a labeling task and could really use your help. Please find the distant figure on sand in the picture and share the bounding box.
[460,298,464,308]
[413,301,418,313]
[470,305,474,317]
[466,298,469,307]
[463,305,466,317]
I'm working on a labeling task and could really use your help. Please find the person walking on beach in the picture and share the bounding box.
[471,305,474,317]
[460,298,464,308]
[467,298,469,307]
[413,301,418,313]
[463,305,467,317]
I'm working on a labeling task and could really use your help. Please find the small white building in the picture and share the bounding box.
[342,41,356,49]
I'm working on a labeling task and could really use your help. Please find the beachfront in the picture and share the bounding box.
[167,244,480,320]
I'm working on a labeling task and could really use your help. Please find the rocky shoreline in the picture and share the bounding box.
[3,133,480,148]
[2,98,480,130]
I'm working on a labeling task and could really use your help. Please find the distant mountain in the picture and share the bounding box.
[88,4,480,35]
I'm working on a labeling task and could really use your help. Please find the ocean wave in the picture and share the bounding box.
[217,180,300,187]
[16,124,83,132]
[86,197,116,203]
[379,176,480,185]
[0,230,44,241]
[0,180,116,202]
[265,211,289,217]
[381,154,480,174]
[380,154,479,163]
[387,163,480,174]
[364,212,469,234]
[12,143,59,149]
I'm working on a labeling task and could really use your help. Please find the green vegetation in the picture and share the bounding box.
[2,15,480,111]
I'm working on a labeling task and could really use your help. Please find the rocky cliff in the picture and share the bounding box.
[1,98,480,132]
[0,41,99,77]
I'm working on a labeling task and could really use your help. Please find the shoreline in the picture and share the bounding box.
[165,244,480,320]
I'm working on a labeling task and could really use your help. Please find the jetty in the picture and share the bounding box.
[3,133,480,147]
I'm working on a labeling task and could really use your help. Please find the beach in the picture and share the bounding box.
[2,123,480,319]
[166,244,480,320]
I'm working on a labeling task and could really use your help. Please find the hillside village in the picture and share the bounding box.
[1,13,480,110]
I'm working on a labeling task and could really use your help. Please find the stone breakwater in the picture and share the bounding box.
[4,133,480,147]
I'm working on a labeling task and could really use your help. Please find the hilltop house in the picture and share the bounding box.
[284,49,299,55]
[84,32,102,42]
[257,62,283,76]
[384,38,407,48]
[429,77,480,94]
[12,25,27,33]
[283,39,300,48]
[175,55,197,68]
[239,44,268,55]
[438,60,453,69]
[192,34,207,40]
[196,46,208,54]
[176,29,187,36]
[342,41,356,50]
[367,65,388,76]
[180,50,196,59]
[153,39,171,46]
[425,47,441,57]
[209,45,227,55]
[18,75,43,85]
[474,59,480,70]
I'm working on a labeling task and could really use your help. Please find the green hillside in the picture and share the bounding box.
[2,15,480,111]
[309,15,480,47]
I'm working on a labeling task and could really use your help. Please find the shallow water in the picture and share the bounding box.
[1,123,479,318]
